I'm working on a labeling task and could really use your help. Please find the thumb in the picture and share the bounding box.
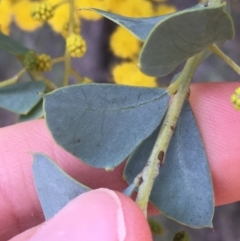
[10,189,152,241]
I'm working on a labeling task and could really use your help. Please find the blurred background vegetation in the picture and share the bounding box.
[0,0,239,240]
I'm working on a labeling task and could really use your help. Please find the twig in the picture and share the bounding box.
[40,75,58,91]
[62,0,74,86]
[0,68,26,88]
[70,68,84,83]
[63,50,71,86]
[136,52,203,215]
[51,56,64,65]
[52,0,68,10]
[31,72,58,91]
[209,44,240,75]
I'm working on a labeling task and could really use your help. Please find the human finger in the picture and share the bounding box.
[190,82,240,206]
[9,189,152,241]
[0,119,128,241]
[0,82,239,240]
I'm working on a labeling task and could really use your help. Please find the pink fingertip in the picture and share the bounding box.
[190,82,240,206]
[8,225,40,241]
[29,189,152,241]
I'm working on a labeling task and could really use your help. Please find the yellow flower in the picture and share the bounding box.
[61,20,81,38]
[66,34,87,58]
[154,3,176,15]
[110,26,141,59]
[110,0,154,17]
[76,0,111,20]
[48,0,72,33]
[49,0,112,32]
[231,87,240,111]
[12,0,42,31]
[35,54,52,72]
[31,2,54,23]
[23,51,52,72]
[112,62,157,87]
[0,0,12,34]
[81,77,93,84]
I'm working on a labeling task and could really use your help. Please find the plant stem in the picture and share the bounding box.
[209,0,222,5]
[70,68,84,83]
[136,52,203,215]
[63,50,71,86]
[51,56,64,65]
[31,72,57,91]
[209,44,240,75]
[63,0,74,86]
[167,74,182,95]
[0,68,26,88]
[40,76,58,91]
[0,78,18,88]
[53,0,68,10]
[68,0,74,34]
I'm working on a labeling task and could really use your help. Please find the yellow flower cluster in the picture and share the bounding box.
[81,77,93,84]
[66,34,87,58]
[0,0,176,87]
[31,2,54,22]
[35,54,52,72]
[0,0,12,34]
[109,0,176,87]
[110,0,153,17]
[112,62,157,87]
[0,0,176,35]
[61,20,81,38]
[23,51,52,72]
[77,0,111,20]
[109,1,176,60]
[231,87,240,110]
[110,27,140,59]
[7,0,42,32]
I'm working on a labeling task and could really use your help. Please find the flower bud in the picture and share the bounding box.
[36,54,52,72]
[31,2,54,22]
[66,34,87,58]
[231,87,240,110]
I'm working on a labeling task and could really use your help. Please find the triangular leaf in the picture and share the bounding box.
[85,8,169,41]
[44,84,170,168]
[0,81,45,114]
[32,154,90,220]
[0,32,30,57]
[86,5,205,41]
[124,102,214,228]
[19,100,43,122]
[139,4,234,76]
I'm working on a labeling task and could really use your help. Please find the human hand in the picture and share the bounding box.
[0,83,239,241]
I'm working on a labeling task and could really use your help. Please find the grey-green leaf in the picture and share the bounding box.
[19,100,43,122]
[86,8,169,41]
[139,4,234,76]
[44,84,170,168]
[86,5,205,42]
[0,81,45,114]
[0,32,30,57]
[32,154,90,220]
[124,102,214,228]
